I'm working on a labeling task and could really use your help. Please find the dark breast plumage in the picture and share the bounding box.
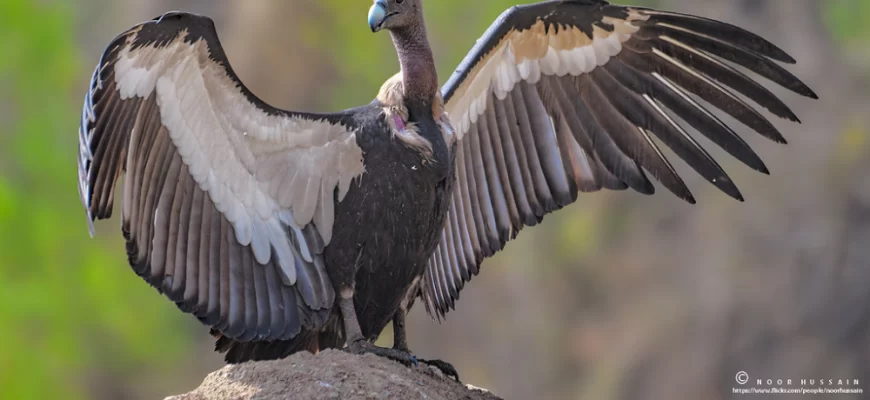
[323,100,455,340]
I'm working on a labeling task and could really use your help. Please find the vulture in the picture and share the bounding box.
[77,0,816,380]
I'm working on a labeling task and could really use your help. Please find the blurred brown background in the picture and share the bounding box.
[2,0,868,399]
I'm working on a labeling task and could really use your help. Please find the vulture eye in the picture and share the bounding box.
[396,0,404,4]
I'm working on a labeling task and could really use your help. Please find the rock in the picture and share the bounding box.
[165,349,502,400]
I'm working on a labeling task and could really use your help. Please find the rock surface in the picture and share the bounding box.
[165,349,503,400]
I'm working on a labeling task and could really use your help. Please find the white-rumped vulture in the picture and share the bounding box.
[78,0,816,379]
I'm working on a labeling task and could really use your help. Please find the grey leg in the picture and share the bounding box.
[391,307,461,382]
[339,286,418,367]
[392,308,410,351]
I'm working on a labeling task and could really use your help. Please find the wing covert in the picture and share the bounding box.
[424,0,816,318]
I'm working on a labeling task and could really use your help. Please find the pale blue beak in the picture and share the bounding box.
[368,0,388,32]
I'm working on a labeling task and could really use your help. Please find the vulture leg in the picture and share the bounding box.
[392,294,462,382]
[394,311,461,382]
[392,309,410,352]
[340,287,418,366]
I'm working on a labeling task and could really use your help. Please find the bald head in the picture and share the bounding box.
[368,0,423,33]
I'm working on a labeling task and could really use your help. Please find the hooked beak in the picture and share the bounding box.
[368,0,389,32]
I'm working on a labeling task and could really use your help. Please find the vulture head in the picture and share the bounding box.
[368,0,420,33]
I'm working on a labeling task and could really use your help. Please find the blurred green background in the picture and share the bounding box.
[1,0,869,399]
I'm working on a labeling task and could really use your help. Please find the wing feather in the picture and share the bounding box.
[590,67,742,200]
[263,255,285,338]
[205,205,222,325]
[503,92,546,220]
[461,130,494,256]
[131,125,165,273]
[172,165,196,298]
[635,9,798,64]
[486,97,523,228]
[454,144,483,261]
[492,97,537,225]
[217,217,231,332]
[603,58,768,174]
[425,0,815,319]
[226,224,245,339]
[561,78,646,192]
[448,204,472,282]
[249,245,270,339]
[648,34,799,121]
[151,152,183,282]
[643,22,814,98]
[510,87,557,213]
[241,245,258,341]
[622,47,787,143]
[478,103,515,239]
[184,186,204,306]
[468,122,502,249]
[525,83,577,207]
[165,162,189,295]
[194,187,211,312]
[581,73,693,201]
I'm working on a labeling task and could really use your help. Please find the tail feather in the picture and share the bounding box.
[211,315,345,363]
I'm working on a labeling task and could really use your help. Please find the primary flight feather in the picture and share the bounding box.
[78,0,815,377]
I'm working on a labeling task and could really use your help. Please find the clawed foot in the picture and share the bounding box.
[345,339,418,367]
[419,358,461,383]
[345,341,461,382]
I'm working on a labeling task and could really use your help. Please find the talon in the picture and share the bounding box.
[344,339,419,367]
[419,358,461,383]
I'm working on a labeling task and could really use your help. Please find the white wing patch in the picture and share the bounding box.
[113,30,364,283]
[447,14,648,138]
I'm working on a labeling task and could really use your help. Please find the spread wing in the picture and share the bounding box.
[422,0,816,318]
[77,12,366,341]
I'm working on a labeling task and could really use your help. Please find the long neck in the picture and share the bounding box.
[390,22,438,104]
